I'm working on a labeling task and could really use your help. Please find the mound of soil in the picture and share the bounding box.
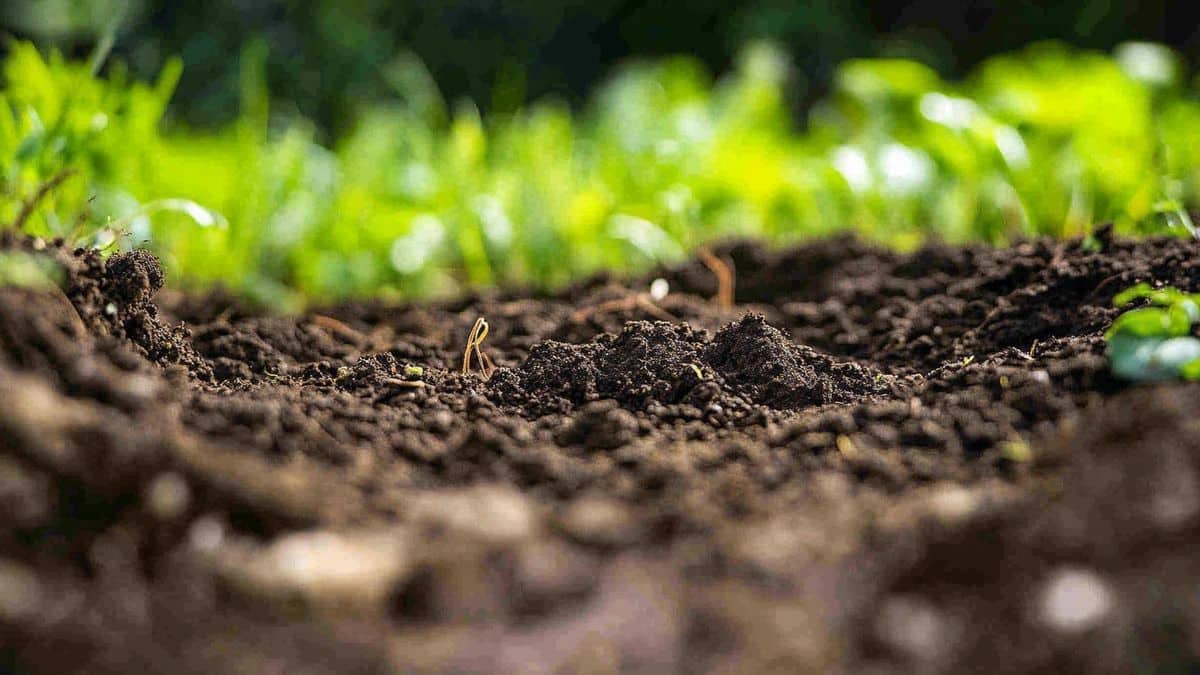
[490,315,884,419]
[2,228,1200,673]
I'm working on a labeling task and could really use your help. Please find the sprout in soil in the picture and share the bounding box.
[462,317,496,380]
[379,364,427,391]
[1106,282,1200,382]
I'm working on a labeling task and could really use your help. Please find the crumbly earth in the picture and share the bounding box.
[2,228,1199,673]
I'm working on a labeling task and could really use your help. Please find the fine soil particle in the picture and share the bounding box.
[2,228,1200,673]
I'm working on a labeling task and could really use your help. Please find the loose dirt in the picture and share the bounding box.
[2,227,1199,673]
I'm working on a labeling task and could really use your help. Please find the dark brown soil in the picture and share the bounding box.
[3,227,1200,673]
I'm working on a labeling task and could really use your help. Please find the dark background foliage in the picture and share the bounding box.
[2,0,1196,133]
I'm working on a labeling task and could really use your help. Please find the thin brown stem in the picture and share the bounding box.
[634,295,678,322]
[571,296,636,323]
[9,169,77,233]
[571,293,678,324]
[380,378,426,388]
[310,314,366,342]
[697,247,735,311]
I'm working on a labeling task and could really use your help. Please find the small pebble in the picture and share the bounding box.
[189,516,226,553]
[649,278,670,301]
[145,471,191,520]
[874,595,948,660]
[0,558,41,622]
[1039,567,1114,633]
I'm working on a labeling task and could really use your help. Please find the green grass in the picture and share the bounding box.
[3,39,1200,306]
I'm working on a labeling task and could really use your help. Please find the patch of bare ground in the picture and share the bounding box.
[2,227,1199,673]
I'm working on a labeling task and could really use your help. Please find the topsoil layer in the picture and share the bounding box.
[2,228,1200,673]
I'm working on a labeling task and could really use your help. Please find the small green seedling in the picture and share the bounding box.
[1151,199,1198,240]
[404,365,425,377]
[1106,283,1200,381]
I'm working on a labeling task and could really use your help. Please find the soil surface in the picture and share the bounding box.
[2,228,1200,673]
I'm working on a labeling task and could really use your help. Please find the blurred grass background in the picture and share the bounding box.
[2,1,1200,305]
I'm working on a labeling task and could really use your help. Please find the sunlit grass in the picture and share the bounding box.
[3,39,1199,305]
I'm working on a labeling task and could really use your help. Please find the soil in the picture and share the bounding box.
[2,226,1200,673]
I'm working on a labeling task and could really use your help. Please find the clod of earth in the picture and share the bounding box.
[489,314,884,420]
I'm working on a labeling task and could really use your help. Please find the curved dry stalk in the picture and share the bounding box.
[570,294,678,324]
[697,247,735,311]
[462,317,496,379]
[380,378,426,388]
[310,314,366,342]
[462,317,486,373]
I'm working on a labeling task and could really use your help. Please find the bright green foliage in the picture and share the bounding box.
[4,40,1200,305]
[0,250,64,289]
[1107,283,1200,382]
[0,42,223,247]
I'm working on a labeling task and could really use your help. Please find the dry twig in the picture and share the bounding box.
[310,314,366,341]
[570,294,677,324]
[380,378,426,388]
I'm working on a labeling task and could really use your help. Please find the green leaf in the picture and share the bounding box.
[1177,298,1200,323]
[1106,307,1185,339]
[1113,282,1154,306]
[14,129,44,164]
[1109,335,1200,382]
[1112,283,1200,309]
[1180,357,1200,381]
